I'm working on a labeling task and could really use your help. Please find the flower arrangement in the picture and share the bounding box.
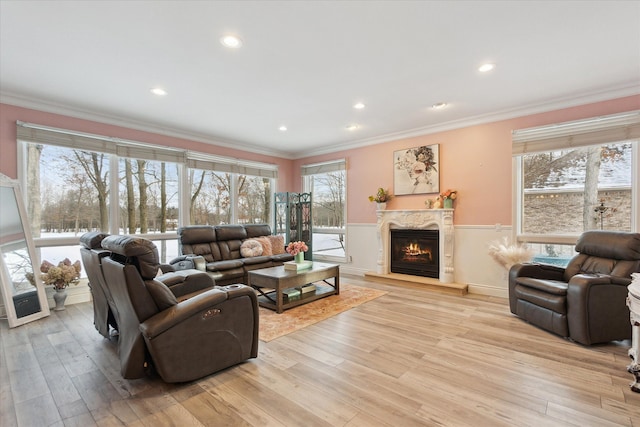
[439,189,457,201]
[286,241,308,256]
[40,258,82,290]
[487,238,534,270]
[368,187,392,203]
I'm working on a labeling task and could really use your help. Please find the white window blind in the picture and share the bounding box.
[301,159,346,175]
[17,121,117,154]
[187,153,278,178]
[16,122,277,176]
[512,110,640,155]
[115,143,186,163]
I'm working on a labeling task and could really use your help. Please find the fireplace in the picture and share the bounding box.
[375,209,455,283]
[390,229,439,278]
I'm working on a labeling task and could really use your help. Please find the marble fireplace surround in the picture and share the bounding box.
[376,209,454,283]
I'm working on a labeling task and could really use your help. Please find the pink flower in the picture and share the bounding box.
[286,241,308,256]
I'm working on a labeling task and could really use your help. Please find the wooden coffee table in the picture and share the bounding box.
[248,262,339,313]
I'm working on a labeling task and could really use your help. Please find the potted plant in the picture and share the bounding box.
[438,189,457,208]
[368,187,392,210]
[40,258,81,310]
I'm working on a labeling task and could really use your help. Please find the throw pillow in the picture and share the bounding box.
[240,239,263,257]
[146,280,178,310]
[253,236,273,256]
[268,234,286,254]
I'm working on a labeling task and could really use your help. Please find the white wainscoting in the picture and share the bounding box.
[341,223,513,298]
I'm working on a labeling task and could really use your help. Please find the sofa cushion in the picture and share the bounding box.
[253,236,273,256]
[241,255,271,265]
[206,259,244,272]
[267,234,286,255]
[270,253,295,263]
[241,239,263,257]
[215,225,247,241]
[178,226,217,244]
[245,224,272,238]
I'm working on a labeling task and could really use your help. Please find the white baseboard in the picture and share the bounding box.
[466,282,509,298]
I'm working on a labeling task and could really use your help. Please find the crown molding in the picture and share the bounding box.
[0,92,294,160]
[3,83,639,162]
[293,83,640,159]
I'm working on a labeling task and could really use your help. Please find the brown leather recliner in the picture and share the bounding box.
[509,230,640,345]
[80,232,118,338]
[100,235,259,382]
[80,231,214,338]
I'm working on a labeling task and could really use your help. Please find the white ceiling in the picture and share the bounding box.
[1,1,639,159]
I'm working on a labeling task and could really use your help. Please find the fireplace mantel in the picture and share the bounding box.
[376,209,454,283]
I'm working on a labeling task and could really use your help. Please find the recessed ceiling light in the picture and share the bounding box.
[221,35,242,48]
[353,102,365,109]
[150,87,167,96]
[478,63,495,72]
[346,124,360,131]
[279,125,287,131]
[432,102,448,110]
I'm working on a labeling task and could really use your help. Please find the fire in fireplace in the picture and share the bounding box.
[390,229,439,278]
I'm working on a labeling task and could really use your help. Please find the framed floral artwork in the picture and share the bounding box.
[393,144,439,195]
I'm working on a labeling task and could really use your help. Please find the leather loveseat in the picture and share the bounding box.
[509,230,640,345]
[176,224,294,286]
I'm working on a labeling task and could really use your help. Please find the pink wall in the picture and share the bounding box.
[0,103,294,189]
[3,95,638,228]
[295,95,640,225]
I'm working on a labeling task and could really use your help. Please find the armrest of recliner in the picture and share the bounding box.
[169,255,206,271]
[508,263,567,314]
[139,288,230,339]
[509,263,566,281]
[158,263,175,273]
[157,269,215,298]
[567,273,630,345]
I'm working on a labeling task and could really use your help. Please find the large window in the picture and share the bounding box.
[302,159,346,261]
[513,111,639,266]
[17,122,278,264]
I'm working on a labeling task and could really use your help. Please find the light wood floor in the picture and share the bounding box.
[2,275,639,426]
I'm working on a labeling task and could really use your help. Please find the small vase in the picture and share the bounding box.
[295,252,305,263]
[376,202,387,210]
[444,198,453,209]
[53,288,68,311]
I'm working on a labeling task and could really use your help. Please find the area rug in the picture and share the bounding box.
[258,283,387,342]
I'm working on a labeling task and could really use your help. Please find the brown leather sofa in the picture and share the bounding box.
[97,235,259,382]
[509,230,640,345]
[177,224,294,286]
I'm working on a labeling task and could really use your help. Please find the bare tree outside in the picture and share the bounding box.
[26,144,42,237]
[124,159,136,233]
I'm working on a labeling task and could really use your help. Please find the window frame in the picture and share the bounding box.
[512,111,640,246]
[301,159,347,262]
[16,122,278,256]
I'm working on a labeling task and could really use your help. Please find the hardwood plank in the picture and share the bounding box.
[1,274,638,426]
